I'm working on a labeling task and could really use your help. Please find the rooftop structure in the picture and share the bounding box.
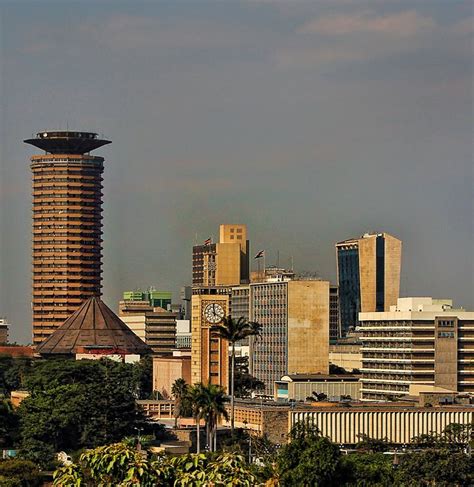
[24,131,111,154]
[36,297,151,356]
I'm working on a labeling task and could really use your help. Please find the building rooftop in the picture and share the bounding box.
[278,374,361,382]
[24,131,111,154]
[36,296,152,356]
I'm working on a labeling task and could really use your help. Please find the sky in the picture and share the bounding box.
[0,0,472,343]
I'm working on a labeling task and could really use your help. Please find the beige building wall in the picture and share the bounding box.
[153,356,191,399]
[191,294,229,391]
[329,344,362,371]
[434,317,458,390]
[358,237,377,313]
[291,408,473,445]
[287,281,329,375]
[215,242,242,286]
[383,234,402,311]
[120,315,147,341]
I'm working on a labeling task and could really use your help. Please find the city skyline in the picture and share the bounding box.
[1,0,472,343]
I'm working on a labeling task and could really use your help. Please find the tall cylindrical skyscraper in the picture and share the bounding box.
[24,131,111,345]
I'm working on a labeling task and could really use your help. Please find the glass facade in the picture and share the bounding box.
[337,246,360,334]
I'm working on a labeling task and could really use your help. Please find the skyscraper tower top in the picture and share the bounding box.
[24,131,111,154]
[26,129,110,345]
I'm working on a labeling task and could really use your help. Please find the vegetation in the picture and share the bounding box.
[53,443,257,486]
[233,356,264,398]
[210,316,261,435]
[0,356,33,396]
[0,459,42,487]
[16,358,152,468]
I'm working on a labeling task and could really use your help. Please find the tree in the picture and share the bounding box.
[171,378,192,428]
[306,391,328,402]
[276,420,341,487]
[53,443,259,486]
[0,356,33,396]
[355,433,391,453]
[0,459,42,487]
[18,359,147,467]
[188,383,229,453]
[395,449,474,486]
[0,398,19,448]
[337,452,395,486]
[234,356,264,398]
[210,316,261,436]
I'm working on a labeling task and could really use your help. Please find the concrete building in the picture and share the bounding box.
[192,224,249,287]
[336,232,402,336]
[25,131,111,345]
[191,293,229,390]
[329,285,339,343]
[0,319,9,344]
[119,300,177,355]
[176,319,192,349]
[153,351,191,398]
[251,279,330,394]
[359,297,474,401]
[274,374,361,402]
[225,400,474,446]
[291,405,474,445]
[123,288,172,310]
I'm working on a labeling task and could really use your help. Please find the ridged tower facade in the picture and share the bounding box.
[24,131,111,345]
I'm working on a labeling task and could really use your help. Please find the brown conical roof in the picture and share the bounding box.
[36,297,151,356]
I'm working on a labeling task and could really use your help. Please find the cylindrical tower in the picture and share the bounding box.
[24,131,111,345]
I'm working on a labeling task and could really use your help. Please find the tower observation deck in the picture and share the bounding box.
[25,130,111,345]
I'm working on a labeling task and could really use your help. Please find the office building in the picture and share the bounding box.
[25,131,111,345]
[176,319,192,349]
[192,224,249,287]
[123,288,172,310]
[191,294,229,391]
[119,300,177,355]
[336,232,402,336]
[153,351,192,399]
[250,279,330,394]
[359,297,474,401]
[0,318,9,344]
[329,285,339,343]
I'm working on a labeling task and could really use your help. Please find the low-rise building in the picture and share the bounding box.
[0,319,9,344]
[153,351,191,399]
[274,374,361,401]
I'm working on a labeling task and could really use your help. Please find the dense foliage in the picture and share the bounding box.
[0,459,42,487]
[17,358,151,467]
[53,443,257,486]
[0,356,33,396]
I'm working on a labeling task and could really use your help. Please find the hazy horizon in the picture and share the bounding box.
[1,0,472,343]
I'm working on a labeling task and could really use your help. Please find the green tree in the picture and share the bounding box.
[188,383,229,453]
[210,316,261,436]
[276,420,341,487]
[0,459,42,487]
[234,356,264,398]
[171,378,192,428]
[0,398,19,448]
[337,452,394,486]
[18,360,147,467]
[0,356,33,396]
[395,449,474,486]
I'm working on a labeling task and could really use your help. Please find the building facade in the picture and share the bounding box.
[191,293,229,390]
[25,131,111,345]
[250,279,330,394]
[119,300,177,355]
[123,288,172,310]
[0,319,9,344]
[359,297,474,401]
[291,406,474,445]
[336,232,402,336]
[192,224,249,287]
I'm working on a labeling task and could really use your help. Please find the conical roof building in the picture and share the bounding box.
[36,297,151,357]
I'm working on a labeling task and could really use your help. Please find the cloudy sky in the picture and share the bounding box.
[0,0,472,343]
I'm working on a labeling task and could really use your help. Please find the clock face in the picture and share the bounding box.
[204,303,225,324]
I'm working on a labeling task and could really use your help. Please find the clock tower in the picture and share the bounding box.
[191,293,229,390]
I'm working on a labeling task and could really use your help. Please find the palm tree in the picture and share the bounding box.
[210,315,262,436]
[199,383,229,451]
[188,384,205,454]
[171,378,189,428]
